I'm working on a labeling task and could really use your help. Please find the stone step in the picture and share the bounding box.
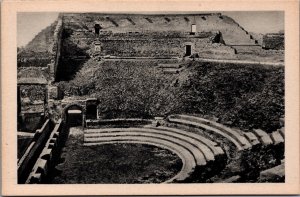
[278,127,285,138]
[270,131,284,145]
[146,126,223,158]
[243,132,260,146]
[162,68,184,74]
[169,114,252,149]
[279,118,284,127]
[158,63,181,68]
[84,136,196,183]
[167,117,244,151]
[253,129,273,145]
[147,128,215,162]
[85,130,207,166]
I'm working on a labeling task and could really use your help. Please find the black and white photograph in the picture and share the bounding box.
[1,0,299,195]
[16,10,286,184]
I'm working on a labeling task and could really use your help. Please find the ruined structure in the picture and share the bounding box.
[262,33,284,50]
[17,13,285,184]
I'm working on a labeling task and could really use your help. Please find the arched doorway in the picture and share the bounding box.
[65,105,83,127]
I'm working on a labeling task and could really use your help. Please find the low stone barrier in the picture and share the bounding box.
[17,119,53,183]
[85,118,153,128]
[25,119,63,183]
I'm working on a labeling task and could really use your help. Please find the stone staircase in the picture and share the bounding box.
[158,63,184,74]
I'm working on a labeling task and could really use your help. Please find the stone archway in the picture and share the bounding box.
[63,104,84,127]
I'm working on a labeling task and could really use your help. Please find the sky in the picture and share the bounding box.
[223,11,284,34]
[17,12,59,47]
[17,11,284,47]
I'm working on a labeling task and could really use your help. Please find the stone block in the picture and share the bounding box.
[218,175,241,183]
[41,148,53,161]
[36,159,48,176]
[48,86,59,100]
[50,137,58,145]
[279,118,284,127]
[244,132,260,146]
[28,173,42,184]
[47,142,55,149]
[259,163,285,182]
[270,131,284,145]
[279,127,285,137]
[253,129,273,145]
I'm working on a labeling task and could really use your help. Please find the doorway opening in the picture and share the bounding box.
[65,105,83,127]
[185,45,192,56]
[86,104,97,120]
[94,24,101,35]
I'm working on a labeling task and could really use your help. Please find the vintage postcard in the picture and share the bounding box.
[1,0,299,195]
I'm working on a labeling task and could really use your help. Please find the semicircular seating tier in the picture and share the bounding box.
[84,127,225,183]
[166,114,285,151]
[83,115,285,183]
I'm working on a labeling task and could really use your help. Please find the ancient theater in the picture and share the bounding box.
[17,13,285,183]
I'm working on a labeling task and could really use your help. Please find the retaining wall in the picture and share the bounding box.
[49,15,63,81]
[25,119,64,183]
[17,119,54,183]
[262,33,284,50]
[86,118,154,128]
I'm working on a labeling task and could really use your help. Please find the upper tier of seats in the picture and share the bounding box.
[63,13,255,45]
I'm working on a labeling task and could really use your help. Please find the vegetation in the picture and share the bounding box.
[57,60,284,132]
[177,62,284,132]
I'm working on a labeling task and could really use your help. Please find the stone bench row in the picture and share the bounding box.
[84,127,225,182]
[162,67,185,74]
[25,119,63,183]
[85,130,207,166]
[85,118,153,128]
[167,116,245,151]
[168,114,252,150]
[158,63,182,69]
[85,127,224,163]
[167,114,285,151]
[253,128,285,146]
[84,136,196,183]
[144,126,224,157]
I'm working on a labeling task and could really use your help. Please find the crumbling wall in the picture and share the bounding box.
[17,19,58,68]
[66,30,216,55]
[262,33,284,50]
[17,119,54,183]
[18,85,47,131]
[62,30,233,58]
[48,15,64,81]
[25,119,64,184]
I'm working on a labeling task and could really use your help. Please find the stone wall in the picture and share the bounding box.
[17,52,52,68]
[25,119,64,184]
[61,28,235,58]
[262,33,284,50]
[17,119,54,183]
[18,85,47,131]
[49,15,64,81]
[61,13,255,46]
